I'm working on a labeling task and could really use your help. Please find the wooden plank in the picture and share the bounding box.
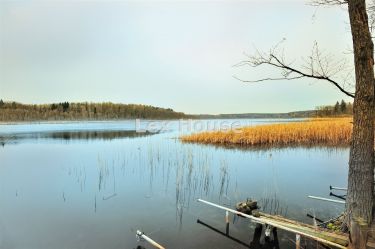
[136,230,165,249]
[308,196,346,204]
[259,216,348,246]
[367,240,375,249]
[258,212,348,240]
[197,199,349,248]
[366,230,375,248]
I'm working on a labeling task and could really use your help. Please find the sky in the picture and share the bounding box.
[0,0,355,114]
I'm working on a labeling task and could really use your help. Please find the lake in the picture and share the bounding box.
[0,119,348,249]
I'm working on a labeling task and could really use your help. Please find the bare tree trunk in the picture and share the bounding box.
[347,0,375,248]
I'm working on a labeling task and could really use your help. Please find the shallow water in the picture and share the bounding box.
[0,119,348,249]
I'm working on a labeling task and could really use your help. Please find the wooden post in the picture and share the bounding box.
[225,210,229,235]
[136,230,166,249]
[296,234,301,249]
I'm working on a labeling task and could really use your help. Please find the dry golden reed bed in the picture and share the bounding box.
[181,118,353,147]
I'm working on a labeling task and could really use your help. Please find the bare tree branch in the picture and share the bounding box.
[310,0,375,38]
[234,42,355,98]
[310,0,348,6]
[233,75,304,83]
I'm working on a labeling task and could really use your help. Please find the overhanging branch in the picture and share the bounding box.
[309,0,348,6]
[234,45,355,98]
[270,55,355,98]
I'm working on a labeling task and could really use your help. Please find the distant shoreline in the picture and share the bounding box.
[0,116,352,125]
[0,100,352,123]
[0,119,182,125]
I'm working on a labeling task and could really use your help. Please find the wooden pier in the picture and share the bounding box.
[198,199,349,249]
[134,199,349,249]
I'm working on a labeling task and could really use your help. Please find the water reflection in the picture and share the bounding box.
[0,129,155,145]
[197,219,251,248]
[182,141,350,152]
[0,120,349,249]
[69,141,292,229]
[62,140,343,227]
[260,195,288,217]
[196,220,280,249]
[250,224,279,249]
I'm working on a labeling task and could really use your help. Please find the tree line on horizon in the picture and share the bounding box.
[0,100,188,121]
[315,100,353,117]
[0,99,354,122]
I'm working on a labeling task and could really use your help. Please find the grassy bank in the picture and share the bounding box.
[181,118,353,147]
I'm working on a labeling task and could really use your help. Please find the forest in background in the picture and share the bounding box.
[0,100,188,121]
[315,100,353,117]
[198,100,353,119]
[0,99,353,122]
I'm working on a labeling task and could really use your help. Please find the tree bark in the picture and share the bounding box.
[346,0,375,248]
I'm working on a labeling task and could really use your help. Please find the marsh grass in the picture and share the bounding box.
[181,118,353,147]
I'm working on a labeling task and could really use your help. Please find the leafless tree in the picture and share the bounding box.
[237,1,375,248]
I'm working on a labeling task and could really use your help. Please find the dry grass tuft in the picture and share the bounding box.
[180,118,353,147]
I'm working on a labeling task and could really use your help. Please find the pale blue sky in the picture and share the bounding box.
[0,0,354,114]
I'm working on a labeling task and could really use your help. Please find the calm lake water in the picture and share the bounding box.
[0,119,348,249]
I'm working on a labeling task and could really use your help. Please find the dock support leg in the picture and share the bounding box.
[296,234,301,249]
[225,211,229,235]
